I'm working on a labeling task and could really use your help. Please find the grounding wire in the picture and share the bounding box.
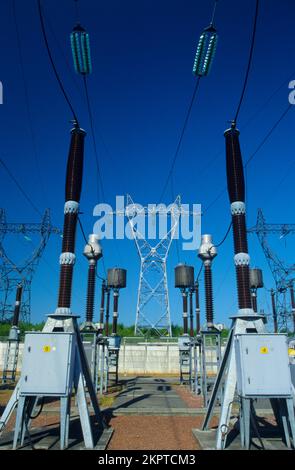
[37,0,79,125]
[233,0,260,124]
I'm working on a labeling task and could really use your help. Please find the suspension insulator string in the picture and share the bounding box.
[159,0,219,201]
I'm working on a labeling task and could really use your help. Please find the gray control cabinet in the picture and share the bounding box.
[20,332,76,396]
[234,334,292,397]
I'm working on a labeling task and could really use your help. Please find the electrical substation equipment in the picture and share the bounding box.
[80,233,102,392]
[70,24,92,75]
[197,234,221,407]
[2,284,22,384]
[198,123,295,450]
[192,24,218,77]
[235,334,295,449]
[175,264,195,385]
[249,268,263,313]
[0,124,108,450]
[105,268,127,386]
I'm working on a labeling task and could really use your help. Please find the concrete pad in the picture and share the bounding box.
[0,425,114,451]
[192,428,292,451]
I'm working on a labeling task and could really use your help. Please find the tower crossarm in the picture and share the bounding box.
[247,209,295,288]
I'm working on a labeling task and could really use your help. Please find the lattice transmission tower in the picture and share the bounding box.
[248,208,295,332]
[126,195,183,337]
[0,209,61,323]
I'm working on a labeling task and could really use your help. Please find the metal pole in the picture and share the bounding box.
[251,289,258,313]
[271,288,278,333]
[189,288,194,337]
[105,288,111,336]
[112,289,119,335]
[182,290,188,334]
[195,281,201,334]
[98,281,106,334]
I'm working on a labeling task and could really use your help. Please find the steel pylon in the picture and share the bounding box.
[248,208,295,332]
[126,195,182,337]
[0,209,61,323]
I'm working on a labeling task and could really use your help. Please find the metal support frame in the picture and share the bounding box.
[239,396,295,450]
[97,336,109,394]
[190,337,201,393]
[0,314,104,450]
[0,209,61,323]
[81,331,99,391]
[202,314,266,449]
[199,329,221,407]
[107,347,120,386]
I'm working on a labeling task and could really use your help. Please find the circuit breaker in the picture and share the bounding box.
[234,334,292,397]
[20,332,76,396]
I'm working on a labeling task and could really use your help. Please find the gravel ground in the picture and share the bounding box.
[174,385,204,408]
[107,415,214,450]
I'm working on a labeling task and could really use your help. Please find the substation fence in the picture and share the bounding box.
[0,337,225,376]
[119,337,224,376]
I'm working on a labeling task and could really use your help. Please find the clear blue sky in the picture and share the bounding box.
[1,0,295,329]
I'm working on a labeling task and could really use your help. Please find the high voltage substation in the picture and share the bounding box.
[0,0,294,453]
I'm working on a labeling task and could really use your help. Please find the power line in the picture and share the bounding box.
[245,104,292,167]
[233,0,260,124]
[82,76,106,203]
[12,0,48,208]
[0,158,43,217]
[203,103,293,214]
[214,221,232,247]
[159,77,201,202]
[37,0,79,124]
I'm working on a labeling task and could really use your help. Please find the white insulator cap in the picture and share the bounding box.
[198,234,217,262]
[83,233,103,261]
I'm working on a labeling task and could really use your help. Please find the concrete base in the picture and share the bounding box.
[0,425,113,450]
[192,427,292,451]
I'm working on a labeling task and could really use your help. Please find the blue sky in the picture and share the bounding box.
[1,0,295,330]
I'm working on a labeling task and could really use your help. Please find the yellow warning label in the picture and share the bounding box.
[260,346,268,354]
[43,345,51,353]
[288,348,295,356]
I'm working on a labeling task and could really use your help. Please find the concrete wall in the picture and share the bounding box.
[0,340,223,375]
